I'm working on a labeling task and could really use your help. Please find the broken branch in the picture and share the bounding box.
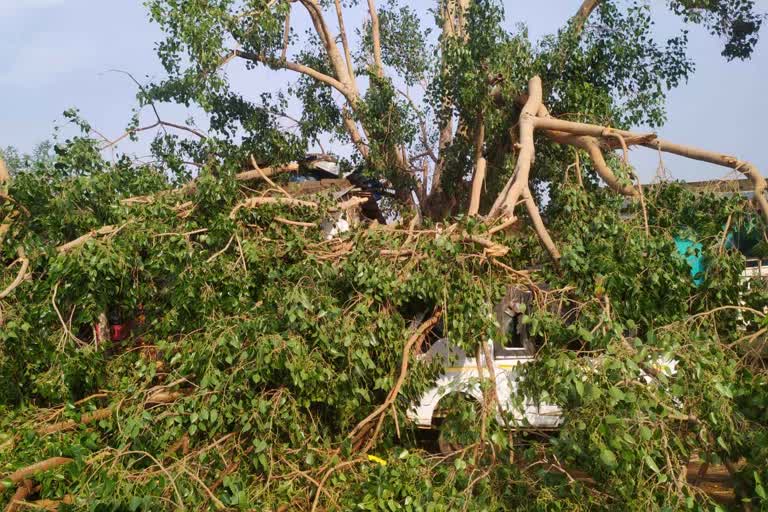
[0,248,29,299]
[0,458,73,490]
[348,309,442,442]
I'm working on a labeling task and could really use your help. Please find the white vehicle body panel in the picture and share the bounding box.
[407,338,562,429]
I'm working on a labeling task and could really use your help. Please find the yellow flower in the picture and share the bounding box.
[367,455,387,466]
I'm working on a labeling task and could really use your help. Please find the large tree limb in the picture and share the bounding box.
[533,116,768,223]
[544,131,639,197]
[298,0,354,89]
[488,76,543,218]
[233,162,300,183]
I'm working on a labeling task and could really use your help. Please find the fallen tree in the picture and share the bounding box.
[2,0,768,510]
[2,119,768,509]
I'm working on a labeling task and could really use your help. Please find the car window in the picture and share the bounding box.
[501,311,527,350]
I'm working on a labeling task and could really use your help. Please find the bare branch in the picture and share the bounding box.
[100,120,206,150]
[106,69,168,136]
[523,188,560,261]
[397,88,437,163]
[333,0,355,80]
[249,155,292,199]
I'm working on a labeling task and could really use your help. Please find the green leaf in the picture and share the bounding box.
[644,455,661,473]
[608,387,625,401]
[599,448,617,467]
[714,382,733,398]
[574,379,584,397]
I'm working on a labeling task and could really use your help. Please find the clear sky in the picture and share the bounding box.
[1,0,766,183]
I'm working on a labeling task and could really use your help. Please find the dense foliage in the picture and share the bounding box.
[1,125,767,510]
[2,0,768,510]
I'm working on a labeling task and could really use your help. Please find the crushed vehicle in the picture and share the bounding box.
[407,286,562,438]
[407,285,679,452]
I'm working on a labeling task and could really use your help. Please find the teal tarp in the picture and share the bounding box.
[674,237,704,285]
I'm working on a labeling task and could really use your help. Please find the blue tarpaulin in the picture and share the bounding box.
[674,236,704,285]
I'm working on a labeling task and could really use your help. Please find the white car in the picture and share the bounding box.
[408,287,561,435]
[407,286,678,450]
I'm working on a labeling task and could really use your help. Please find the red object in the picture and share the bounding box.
[110,323,130,342]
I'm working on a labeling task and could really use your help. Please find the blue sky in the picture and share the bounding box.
[1,0,766,183]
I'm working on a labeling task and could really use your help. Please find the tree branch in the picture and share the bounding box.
[348,309,442,442]
[489,76,543,218]
[0,156,10,183]
[0,248,28,299]
[367,0,384,77]
[57,225,119,254]
[571,0,602,38]
[100,120,206,151]
[468,117,486,216]
[234,49,350,96]
[298,0,354,89]
[533,116,768,223]
[333,0,355,81]
[544,131,639,197]
[0,458,73,490]
[523,188,560,261]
